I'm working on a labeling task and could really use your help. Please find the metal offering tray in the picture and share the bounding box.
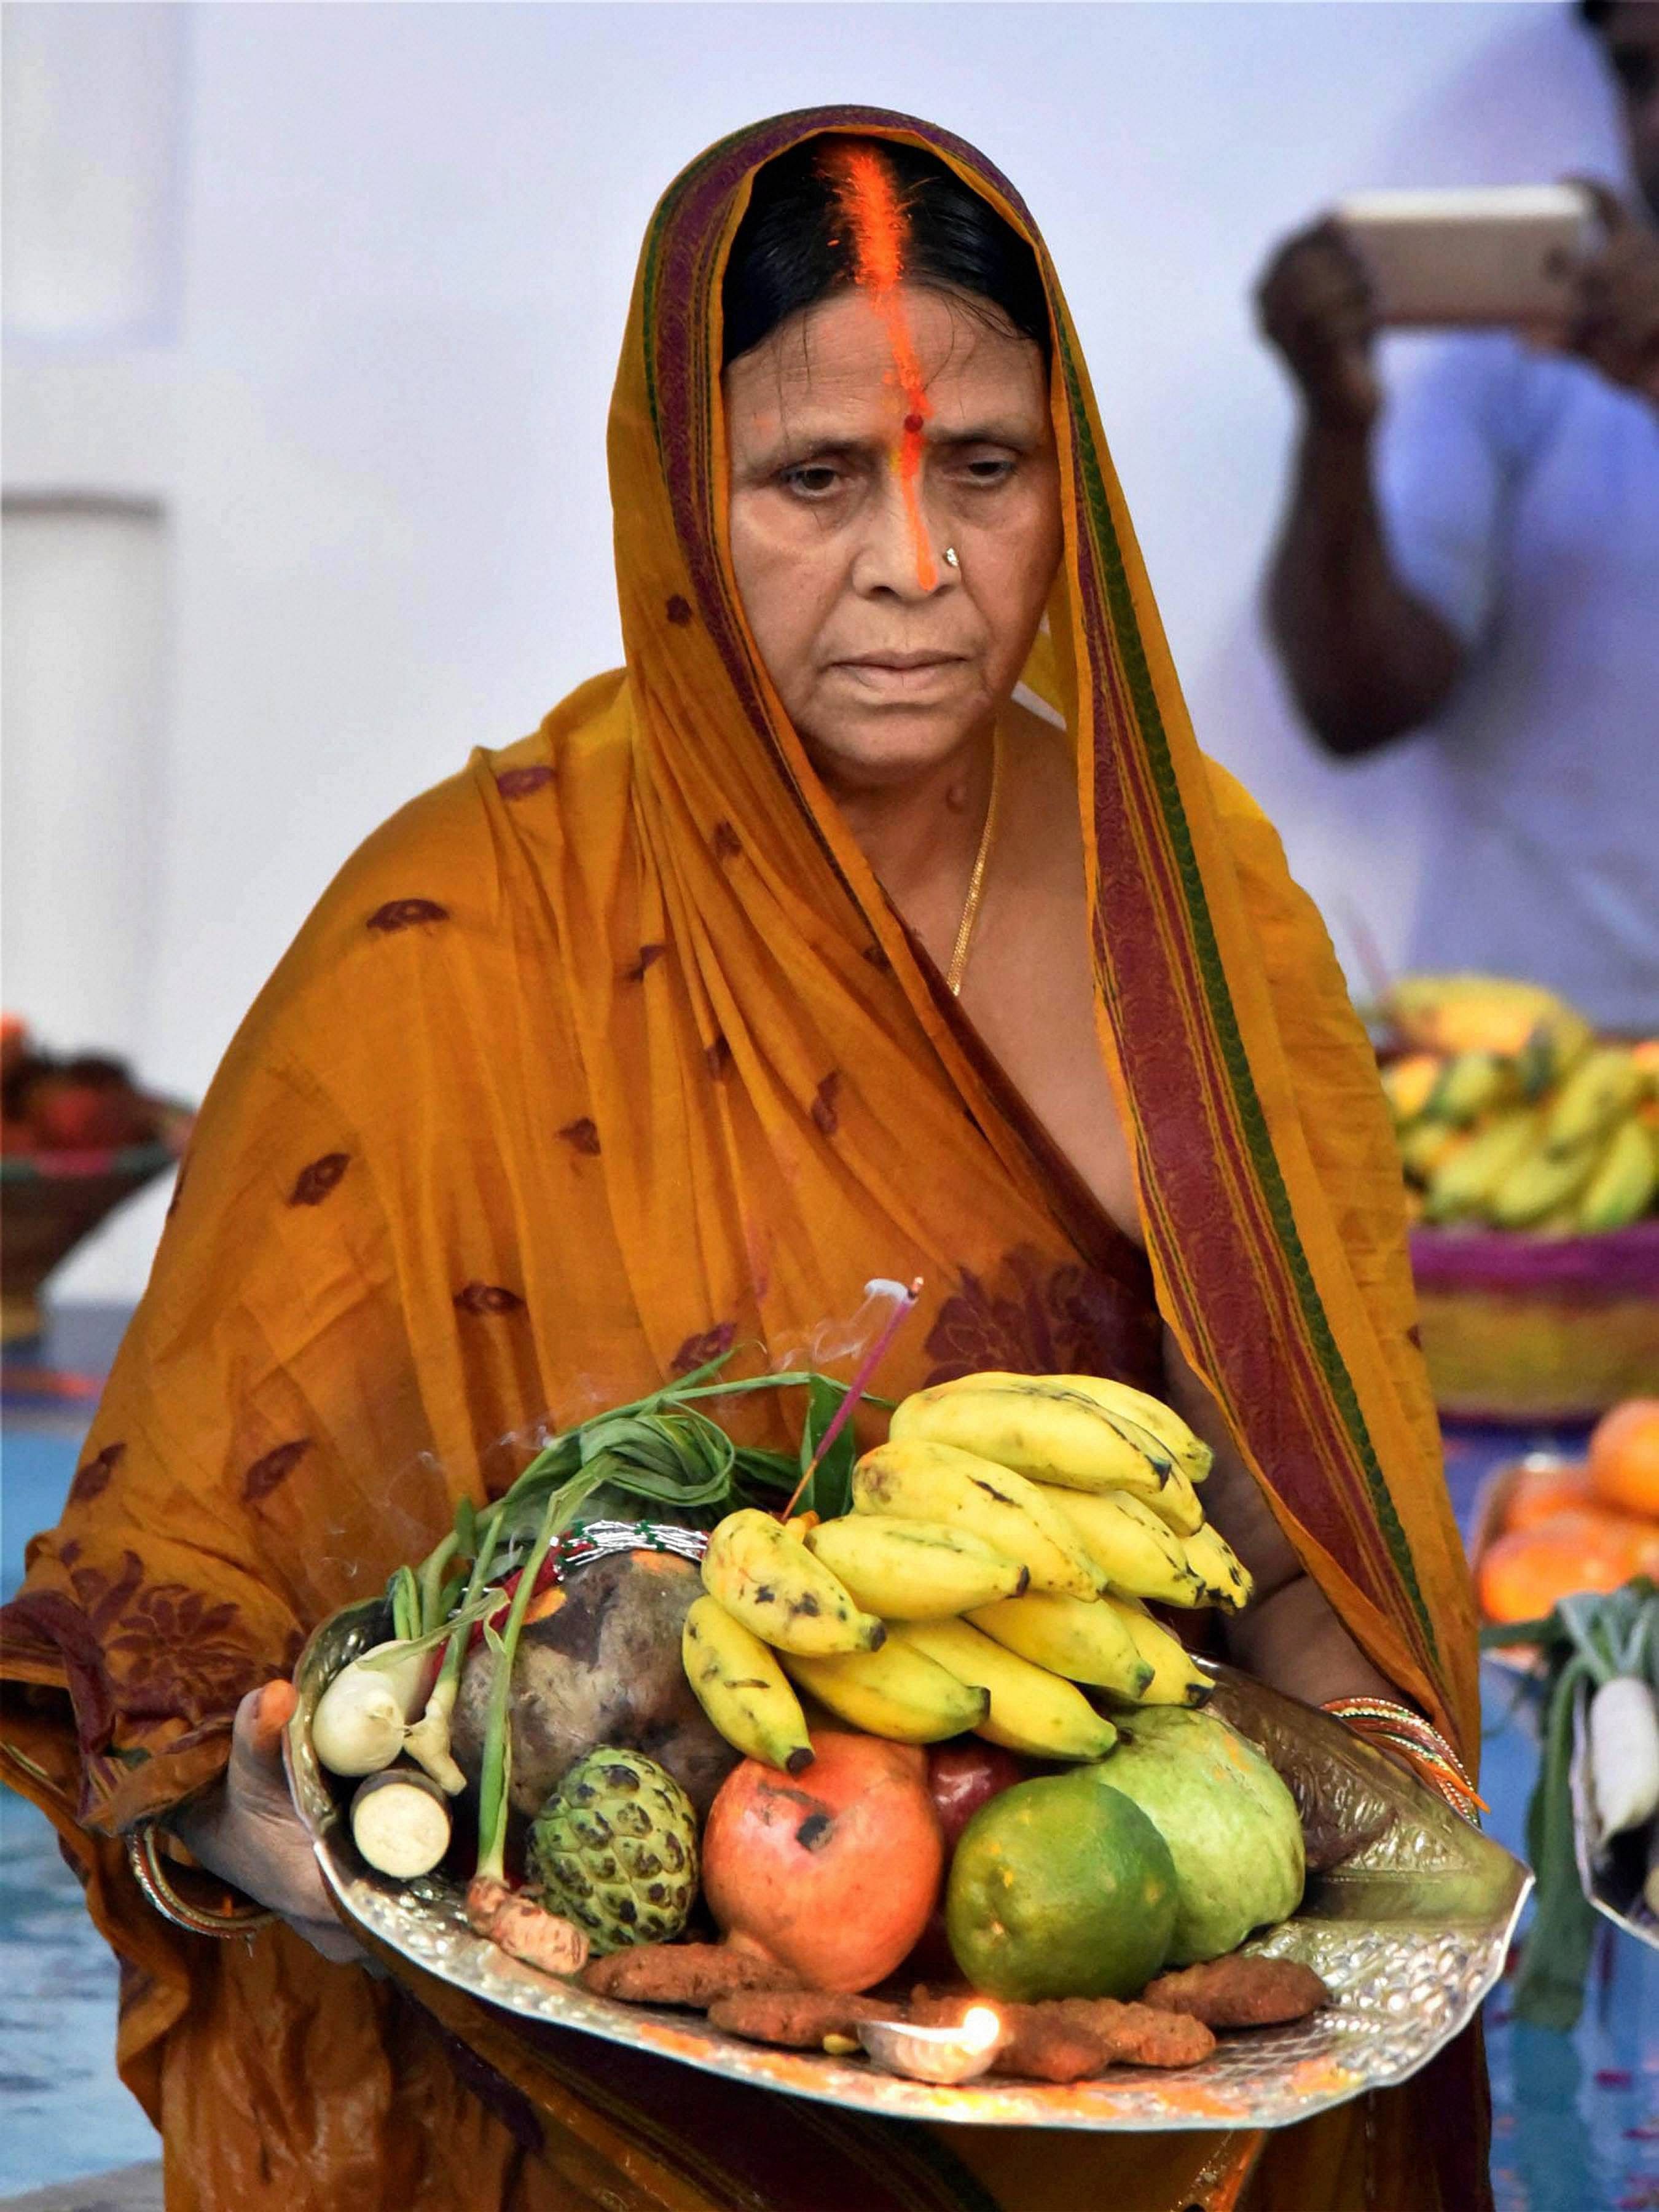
[288,1591,1528,2132]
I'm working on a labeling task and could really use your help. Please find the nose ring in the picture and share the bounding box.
[943,546,960,569]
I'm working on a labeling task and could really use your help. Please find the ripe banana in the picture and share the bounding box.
[1421,1107,1539,1224]
[892,1378,1180,1507]
[681,1596,814,1772]
[1180,1522,1253,1612]
[1488,1138,1599,1231]
[804,1515,1027,1619]
[1515,1005,1594,1100]
[1033,1483,1202,1606]
[967,1591,1153,1698]
[1543,1046,1645,1155]
[1577,1116,1658,1234]
[1426,1051,1513,1128]
[852,1440,1105,1601]
[701,1508,885,1656]
[1383,974,1572,1059]
[921,1371,1214,1488]
[1102,1595,1213,1706]
[892,1618,1119,1760]
[780,1641,990,1744]
[1398,1118,1464,1184]
[1124,1461,1204,1539]
[1381,1053,1444,1128]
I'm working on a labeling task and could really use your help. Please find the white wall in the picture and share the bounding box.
[2,1,1623,1300]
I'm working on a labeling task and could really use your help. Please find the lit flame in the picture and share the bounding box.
[961,2005,1002,2052]
[821,144,936,593]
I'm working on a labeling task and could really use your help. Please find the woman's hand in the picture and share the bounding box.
[168,1680,363,1963]
[1561,186,1659,406]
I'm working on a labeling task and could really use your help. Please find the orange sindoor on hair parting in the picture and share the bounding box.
[822,146,937,592]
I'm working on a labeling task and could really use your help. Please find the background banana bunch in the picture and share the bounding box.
[1376,977,1658,1237]
[682,1371,1253,1772]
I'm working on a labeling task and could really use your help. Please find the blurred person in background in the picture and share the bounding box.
[1256,0,1659,1031]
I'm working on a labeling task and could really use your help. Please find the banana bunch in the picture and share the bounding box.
[1381,981,1658,1237]
[683,1371,1241,1772]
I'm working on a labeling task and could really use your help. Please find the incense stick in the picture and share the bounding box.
[779,1277,922,1521]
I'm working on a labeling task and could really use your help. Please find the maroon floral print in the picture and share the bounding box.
[705,1035,732,1080]
[810,1072,842,1136]
[69,1441,125,1508]
[106,1583,260,1725]
[923,1246,1163,1392]
[861,944,892,973]
[672,1321,736,1375]
[288,1153,349,1206]
[665,595,693,626]
[623,944,667,983]
[495,764,555,801]
[454,1282,525,1317]
[559,1117,602,1156]
[712,820,742,861]
[243,1439,312,1504]
[367,898,449,933]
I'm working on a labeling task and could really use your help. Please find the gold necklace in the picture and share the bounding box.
[946,731,1002,997]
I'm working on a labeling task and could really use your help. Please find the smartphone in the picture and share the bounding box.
[1334,185,1598,328]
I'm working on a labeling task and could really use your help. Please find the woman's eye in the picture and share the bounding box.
[959,457,1016,487]
[780,464,843,499]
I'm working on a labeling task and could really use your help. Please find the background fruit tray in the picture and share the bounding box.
[288,1594,1529,2133]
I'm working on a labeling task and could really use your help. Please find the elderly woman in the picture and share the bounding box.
[1,110,1483,2211]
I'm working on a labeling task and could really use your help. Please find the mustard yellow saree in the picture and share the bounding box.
[1,107,1484,2211]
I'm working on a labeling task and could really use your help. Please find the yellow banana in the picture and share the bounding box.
[700,1508,885,1656]
[1398,1118,1465,1184]
[967,1592,1153,1699]
[1426,1051,1513,1127]
[1421,1107,1540,1224]
[892,1379,1179,1507]
[1380,1053,1444,1128]
[1576,1117,1658,1234]
[1383,974,1573,1058]
[852,1440,1105,1601]
[681,1596,814,1772]
[780,1641,989,1744]
[892,1618,1118,1760]
[1102,1595,1213,1706]
[929,1370,1214,1487]
[804,1515,1027,1619]
[1516,1005,1595,1100]
[1180,1522,1253,1613]
[1488,1137,1599,1231]
[1543,1046,1645,1155]
[1033,1483,1202,1606]
[1124,1461,1204,1538]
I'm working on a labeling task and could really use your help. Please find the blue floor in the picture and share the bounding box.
[1,1326,1655,2202]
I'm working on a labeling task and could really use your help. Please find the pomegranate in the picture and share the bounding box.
[701,1731,943,1991]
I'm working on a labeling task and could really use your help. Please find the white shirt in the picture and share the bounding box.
[1375,334,1659,1030]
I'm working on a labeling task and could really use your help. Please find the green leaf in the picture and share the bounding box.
[1512,1653,1598,2031]
[795,1376,856,1521]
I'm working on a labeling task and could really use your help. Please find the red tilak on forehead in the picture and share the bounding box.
[821,144,937,592]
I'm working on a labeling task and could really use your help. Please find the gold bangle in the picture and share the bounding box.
[125,1819,280,1939]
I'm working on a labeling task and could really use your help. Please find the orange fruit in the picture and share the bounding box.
[1588,1400,1659,1521]
[1501,1462,1594,1534]
[1477,1508,1659,1623]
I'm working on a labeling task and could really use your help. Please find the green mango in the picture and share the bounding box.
[1100,1706,1304,1965]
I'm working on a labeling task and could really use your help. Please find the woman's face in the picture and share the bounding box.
[725,285,1062,793]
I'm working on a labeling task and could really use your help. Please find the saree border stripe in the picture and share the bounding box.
[1051,302,1442,1678]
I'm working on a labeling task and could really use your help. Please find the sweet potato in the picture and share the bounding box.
[1142,1956,1329,2030]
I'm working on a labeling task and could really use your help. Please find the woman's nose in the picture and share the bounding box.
[849,471,957,599]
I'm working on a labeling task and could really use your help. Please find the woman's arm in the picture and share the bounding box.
[1160,1328,1402,1709]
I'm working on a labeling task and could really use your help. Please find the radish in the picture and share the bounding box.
[312,1640,436,1777]
[1589,1675,1659,1845]
[351,1769,452,1879]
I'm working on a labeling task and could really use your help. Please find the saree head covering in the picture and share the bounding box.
[1,107,1482,2212]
